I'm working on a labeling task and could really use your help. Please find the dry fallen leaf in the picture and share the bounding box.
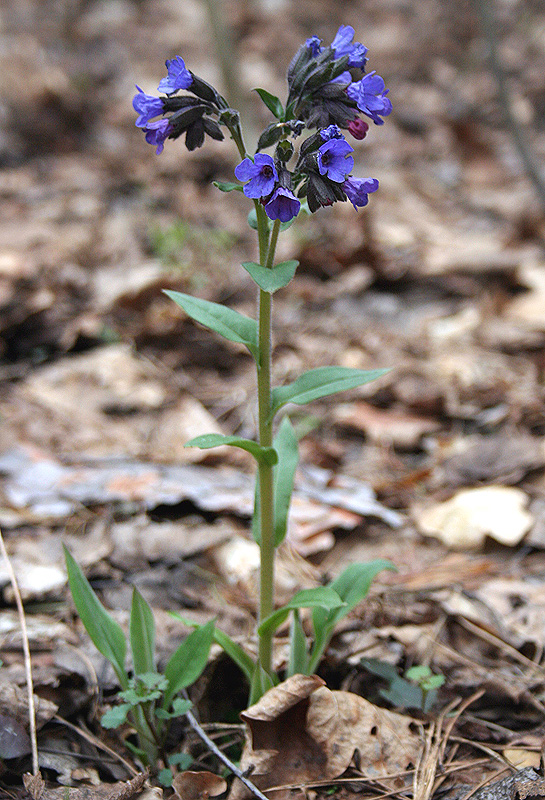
[230,674,420,800]
[415,486,533,549]
[172,771,227,800]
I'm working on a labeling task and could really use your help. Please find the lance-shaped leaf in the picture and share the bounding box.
[271,367,389,417]
[213,181,244,192]
[308,560,395,673]
[251,417,299,546]
[288,609,308,677]
[64,546,128,689]
[254,88,284,120]
[170,613,256,685]
[273,416,299,546]
[164,291,259,361]
[163,619,215,708]
[257,587,345,639]
[185,433,277,466]
[130,588,156,677]
[241,260,298,294]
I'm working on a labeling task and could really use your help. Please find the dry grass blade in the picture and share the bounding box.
[0,525,39,776]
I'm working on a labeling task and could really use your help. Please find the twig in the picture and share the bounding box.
[473,0,545,211]
[53,715,139,777]
[185,709,270,800]
[0,526,39,775]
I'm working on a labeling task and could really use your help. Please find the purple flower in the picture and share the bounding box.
[348,118,369,140]
[234,153,278,199]
[347,71,392,125]
[317,138,354,182]
[305,36,323,56]
[133,86,164,127]
[157,56,193,95]
[330,70,353,85]
[331,25,368,69]
[143,119,172,154]
[320,124,343,141]
[342,176,379,209]
[265,187,300,223]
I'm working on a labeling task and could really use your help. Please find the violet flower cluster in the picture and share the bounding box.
[133,26,391,220]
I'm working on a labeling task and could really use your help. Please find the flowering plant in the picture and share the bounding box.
[67,24,394,743]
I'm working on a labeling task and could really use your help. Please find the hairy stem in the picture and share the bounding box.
[256,218,281,676]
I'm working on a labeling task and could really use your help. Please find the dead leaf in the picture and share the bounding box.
[172,771,227,800]
[415,486,533,549]
[0,713,31,759]
[23,770,152,799]
[230,674,420,800]
[334,400,440,450]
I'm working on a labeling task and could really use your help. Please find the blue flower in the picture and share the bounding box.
[317,138,354,182]
[320,124,343,141]
[158,56,193,95]
[331,25,368,69]
[347,71,392,125]
[305,36,323,57]
[342,176,379,209]
[234,153,278,199]
[143,119,172,154]
[330,70,353,85]
[265,187,300,222]
[133,86,164,127]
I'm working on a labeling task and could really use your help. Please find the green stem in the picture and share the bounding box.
[256,218,281,676]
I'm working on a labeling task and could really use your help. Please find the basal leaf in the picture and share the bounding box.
[273,416,299,546]
[257,587,344,638]
[254,88,284,120]
[101,703,131,729]
[169,613,255,685]
[164,291,259,361]
[185,433,277,466]
[271,367,390,417]
[287,609,308,677]
[163,619,215,708]
[64,546,128,689]
[241,260,298,294]
[130,588,156,677]
[308,560,395,673]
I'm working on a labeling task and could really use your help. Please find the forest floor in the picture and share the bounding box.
[2,0,545,798]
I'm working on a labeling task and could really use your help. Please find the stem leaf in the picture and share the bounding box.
[185,433,277,466]
[254,88,284,120]
[271,367,390,417]
[129,588,156,677]
[257,586,345,638]
[64,546,128,689]
[242,260,299,294]
[164,291,259,361]
[213,181,244,192]
[287,609,308,677]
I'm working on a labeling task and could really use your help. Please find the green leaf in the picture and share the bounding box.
[288,610,308,677]
[64,546,128,689]
[101,703,131,729]
[405,665,432,682]
[213,628,256,684]
[308,561,395,673]
[130,588,156,677]
[247,209,260,231]
[271,367,390,417]
[241,261,298,294]
[185,433,277,466]
[213,181,244,192]
[249,663,276,705]
[164,291,259,361]
[273,417,299,546]
[170,613,256,685]
[155,698,193,720]
[163,619,215,708]
[257,587,345,638]
[254,88,284,120]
